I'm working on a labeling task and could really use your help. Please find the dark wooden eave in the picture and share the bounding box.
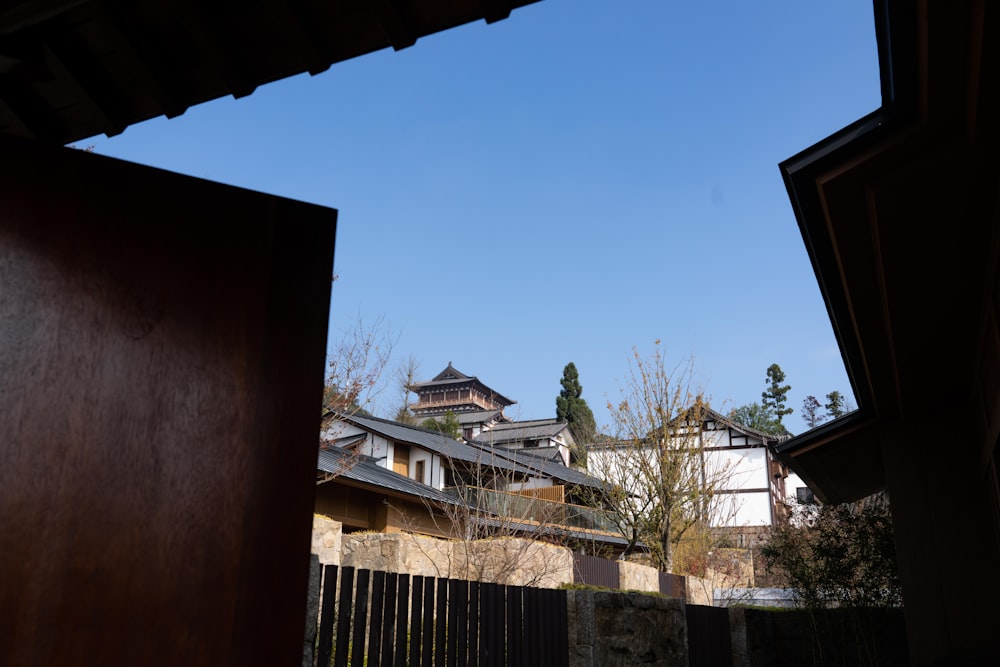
[774,0,1000,503]
[0,0,541,145]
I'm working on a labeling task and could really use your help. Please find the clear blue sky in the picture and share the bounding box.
[83,0,880,435]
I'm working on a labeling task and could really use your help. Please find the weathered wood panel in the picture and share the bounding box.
[0,134,336,666]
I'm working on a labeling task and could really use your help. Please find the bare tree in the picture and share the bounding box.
[397,447,574,588]
[586,341,737,572]
[318,314,396,477]
[392,355,421,425]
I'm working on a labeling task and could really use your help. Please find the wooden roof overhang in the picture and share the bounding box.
[0,0,541,145]
[773,1,1000,503]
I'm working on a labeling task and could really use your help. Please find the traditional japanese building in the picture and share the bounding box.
[409,363,516,423]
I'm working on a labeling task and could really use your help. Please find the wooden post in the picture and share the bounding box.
[0,135,336,666]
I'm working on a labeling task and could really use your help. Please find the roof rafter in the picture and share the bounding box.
[370,0,416,51]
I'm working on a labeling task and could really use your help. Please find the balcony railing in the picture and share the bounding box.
[443,486,620,534]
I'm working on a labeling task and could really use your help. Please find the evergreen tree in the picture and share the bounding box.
[825,391,847,419]
[421,411,461,439]
[729,402,786,436]
[555,362,597,444]
[761,363,793,423]
[802,395,824,429]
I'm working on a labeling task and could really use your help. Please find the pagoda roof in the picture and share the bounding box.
[409,363,516,407]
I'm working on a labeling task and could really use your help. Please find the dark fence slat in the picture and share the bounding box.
[334,567,356,667]
[572,553,620,589]
[394,574,410,667]
[447,578,460,667]
[435,577,448,667]
[455,580,469,667]
[410,576,425,667]
[658,571,686,598]
[507,585,524,667]
[333,567,354,667]
[316,565,339,667]
[381,573,398,666]
[480,583,498,667]
[351,569,371,667]
[369,570,386,667]
[554,588,569,667]
[422,577,435,667]
[525,588,551,667]
[492,584,506,667]
[687,604,732,667]
[467,582,480,667]
[527,586,542,667]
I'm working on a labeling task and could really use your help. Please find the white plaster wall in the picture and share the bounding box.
[701,430,729,447]
[409,448,435,486]
[367,434,390,461]
[713,491,772,527]
[707,447,767,491]
[785,472,807,503]
[320,421,364,441]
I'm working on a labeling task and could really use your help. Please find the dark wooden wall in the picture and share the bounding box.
[0,135,336,665]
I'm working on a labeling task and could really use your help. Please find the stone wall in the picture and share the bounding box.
[685,575,713,606]
[311,515,343,565]
[339,531,574,588]
[566,590,688,667]
[618,560,660,593]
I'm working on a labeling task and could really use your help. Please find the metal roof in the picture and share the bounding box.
[478,418,569,443]
[316,447,456,505]
[473,442,607,491]
[341,413,522,472]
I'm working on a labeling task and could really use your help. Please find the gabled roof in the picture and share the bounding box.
[317,448,456,506]
[477,418,571,444]
[333,412,521,472]
[418,409,508,426]
[470,442,607,492]
[703,407,790,444]
[585,405,786,450]
[431,363,470,382]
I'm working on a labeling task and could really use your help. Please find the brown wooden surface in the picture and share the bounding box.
[0,134,336,665]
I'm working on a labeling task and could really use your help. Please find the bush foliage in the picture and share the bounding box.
[761,491,902,608]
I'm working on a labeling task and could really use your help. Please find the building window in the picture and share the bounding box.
[415,460,425,485]
[796,487,816,505]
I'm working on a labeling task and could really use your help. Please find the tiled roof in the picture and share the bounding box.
[339,413,522,472]
[316,448,457,505]
[477,419,569,443]
[472,443,607,492]
[704,407,791,442]
[585,406,790,450]
[415,410,506,426]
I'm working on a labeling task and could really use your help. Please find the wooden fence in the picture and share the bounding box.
[315,566,569,667]
[571,553,686,598]
[686,604,732,667]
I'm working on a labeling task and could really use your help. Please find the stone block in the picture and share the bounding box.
[310,515,342,565]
